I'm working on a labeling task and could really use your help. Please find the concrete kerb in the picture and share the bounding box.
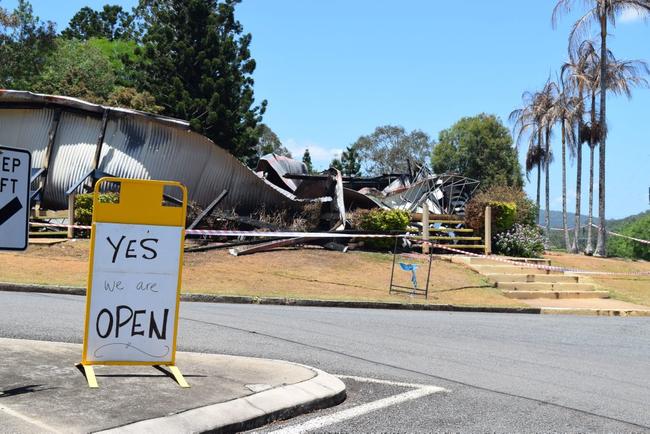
[0,281,541,315]
[4,282,650,317]
[98,364,346,434]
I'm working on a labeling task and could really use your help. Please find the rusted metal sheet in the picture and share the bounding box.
[0,90,299,212]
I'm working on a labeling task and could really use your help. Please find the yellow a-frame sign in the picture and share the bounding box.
[78,177,189,388]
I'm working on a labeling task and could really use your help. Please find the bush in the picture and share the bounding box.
[74,192,119,226]
[73,192,119,238]
[464,185,537,233]
[350,208,410,250]
[488,201,517,233]
[494,223,545,258]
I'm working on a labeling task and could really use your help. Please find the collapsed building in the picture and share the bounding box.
[0,90,479,233]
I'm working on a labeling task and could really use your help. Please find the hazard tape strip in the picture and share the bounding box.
[29,221,650,276]
[543,223,650,245]
[29,221,400,238]
[421,243,650,276]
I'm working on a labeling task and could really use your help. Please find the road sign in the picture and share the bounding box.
[0,145,31,251]
[80,177,189,388]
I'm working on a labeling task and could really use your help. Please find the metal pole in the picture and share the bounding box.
[388,236,399,294]
[422,202,430,255]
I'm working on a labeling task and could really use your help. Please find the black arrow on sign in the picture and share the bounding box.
[0,197,23,226]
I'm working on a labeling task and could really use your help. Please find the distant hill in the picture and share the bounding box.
[538,209,649,229]
[538,210,599,229]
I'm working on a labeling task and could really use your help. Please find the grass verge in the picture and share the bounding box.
[0,240,525,308]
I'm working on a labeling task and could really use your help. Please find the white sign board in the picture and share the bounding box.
[0,146,31,251]
[83,222,183,364]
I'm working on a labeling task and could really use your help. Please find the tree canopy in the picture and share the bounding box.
[331,145,361,176]
[432,114,523,189]
[0,0,55,90]
[1,0,267,161]
[352,125,433,175]
[132,0,266,161]
[302,149,315,174]
[61,4,137,41]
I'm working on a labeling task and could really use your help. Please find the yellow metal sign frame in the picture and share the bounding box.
[78,177,189,388]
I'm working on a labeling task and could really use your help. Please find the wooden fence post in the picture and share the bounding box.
[484,205,492,255]
[422,202,430,254]
[67,193,76,239]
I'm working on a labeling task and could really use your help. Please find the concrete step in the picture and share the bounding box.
[484,274,580,283]
[502,290,610,300]
[470,265,557,275]
[496,282,596,291]
[467,257,552,266]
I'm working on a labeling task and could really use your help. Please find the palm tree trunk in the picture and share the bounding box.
[561,118,570,250]
[595,13,607,256]
[585,144,595,255]
[536,130,542,224]
[545,126,551,239]
[585,90,597,255]
[570,86,585,254]
[571,137,582,253]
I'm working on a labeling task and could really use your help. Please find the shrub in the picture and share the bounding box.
[494,223,545,258]
[350,208,410,250]
[73,192,119,238]
[488,201,517,233]
[464,185,537,233]
[74,192,119,226]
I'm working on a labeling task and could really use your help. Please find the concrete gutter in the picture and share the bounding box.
[4,281,650,316]
[0,281,541,315]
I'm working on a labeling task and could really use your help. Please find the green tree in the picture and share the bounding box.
[551,78,580,250]
[510,81,557,235]
[433,114,523,190]
[62,4,137,41]
[331,145,361,176]
[561,39,598,252]
[302,149,315,174]
[553,0,650,256]
[0,0,56,90]
[256,124,291,158]
[353,125,432,175]
[34,38,115,103]
[133,0,266,161]
[607,212,650,260]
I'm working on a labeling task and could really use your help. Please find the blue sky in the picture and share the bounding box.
[4,0,649,218]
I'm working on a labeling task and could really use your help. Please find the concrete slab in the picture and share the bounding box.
[502,290,610,299]
[496,282,596,291]
[0,338,345,433]
[522,298,650,312]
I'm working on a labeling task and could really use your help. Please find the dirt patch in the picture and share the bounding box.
[0,241,524,308]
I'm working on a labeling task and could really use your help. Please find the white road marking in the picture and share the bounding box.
[266,376,447,434]
[0,404,60,433]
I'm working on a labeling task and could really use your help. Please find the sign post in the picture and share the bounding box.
[0,145,31,251]
[79,177,189,388]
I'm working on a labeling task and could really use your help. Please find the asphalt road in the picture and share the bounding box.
[1,291,649,433]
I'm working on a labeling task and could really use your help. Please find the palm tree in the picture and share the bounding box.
[550,78,579,250]
[573,49,648,255]
[561,40,598,253]
[553,0,650,256]
[510,91,543,214]
[510,83,556,233]
[538,80,559,238]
